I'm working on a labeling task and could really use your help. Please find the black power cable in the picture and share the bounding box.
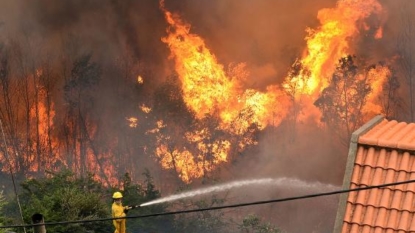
[1,178,414,229]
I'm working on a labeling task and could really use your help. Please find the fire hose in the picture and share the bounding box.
[123,205,141,214]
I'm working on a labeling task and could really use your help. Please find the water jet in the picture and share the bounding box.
[140,177,339,207]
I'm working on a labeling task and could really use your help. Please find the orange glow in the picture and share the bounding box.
[126,117,138,128]
[363,65,391,116]
[284,0,384,98]
[185,129,230,164]
[137,75,144,84]
[160,0,289,131]
[156,0,390,183]
[155,145,203,183]
[158,0,292,182]
[160,1,237,119]
[140,104,151,113]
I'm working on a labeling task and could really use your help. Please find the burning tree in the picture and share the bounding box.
[62,53,111,184]
[314,55,399,145]
[282,59,312,142]
[150,76,198,184]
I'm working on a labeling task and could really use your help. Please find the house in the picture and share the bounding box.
[333,115,415,233]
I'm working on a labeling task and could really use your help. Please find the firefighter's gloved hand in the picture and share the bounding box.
[124,207,130,214]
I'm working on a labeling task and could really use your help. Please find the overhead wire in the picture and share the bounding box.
[1,178,415,229]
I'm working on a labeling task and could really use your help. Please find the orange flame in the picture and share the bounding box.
[156,0,390,183]
[126,117,138,128]
[363,65,391,116]
[284,0,384,98]
[158,0,292,182]
[137,75,144,84]
[160,0,288,131]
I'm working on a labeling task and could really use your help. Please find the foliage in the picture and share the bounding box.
[0,190,10,233]
[3,170,112,233]
[0,168,287,233]
[314,55,402,145]
[238,214,283,233]
[314,55,374,144]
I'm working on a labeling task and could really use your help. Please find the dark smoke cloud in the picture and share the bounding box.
[0,0,168,68]
[0,0,338,84]
[25,0,104,31]
[371,0,415,60]
[0,0,408,76]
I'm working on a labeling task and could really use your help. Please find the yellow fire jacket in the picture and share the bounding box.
[112,202,127,233]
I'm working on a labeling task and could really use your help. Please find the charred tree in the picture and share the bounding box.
[37,59,58,170]
[378,66,401,119]
[315,56,400,146]
[150,76,196,185]
[0,42,29,174]
[314,55,371,146]
[282,59,311,142]
[11,39,35,174]
[63,53,102,179]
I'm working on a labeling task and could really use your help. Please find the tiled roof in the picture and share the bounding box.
[333,115,415,233]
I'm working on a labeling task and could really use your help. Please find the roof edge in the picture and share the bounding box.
[350,115,385,143]
[332,115,384,233]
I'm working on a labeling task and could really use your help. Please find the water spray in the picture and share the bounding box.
[140,177,339,207]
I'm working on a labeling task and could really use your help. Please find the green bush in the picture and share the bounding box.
[5,170,112,233]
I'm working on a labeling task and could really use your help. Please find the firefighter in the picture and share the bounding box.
[112,191,130,233]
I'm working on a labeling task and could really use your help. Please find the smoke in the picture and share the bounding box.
[0,0,338,84]
[0,0,406,77]
[0,0,413,232]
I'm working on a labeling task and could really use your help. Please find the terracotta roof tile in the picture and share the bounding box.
[378,188,391,209]
[367,188,380,206]
[377,122,407,148]
[344,202,353,222]
[362,225,371,233]
[358,119,415,151]
[386,209,398,228]
[358,119,389,145]
[401,192,414,212]
[350,224,359,232]
[351,167,361,186]
[397,123,415,150]
[337,116,415,233]
[348,184,358,204]
[371,167,383,186]
[390,190,403,209]
[398,211,410,230]
[409,214,415,231]
[375,207,387,227]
